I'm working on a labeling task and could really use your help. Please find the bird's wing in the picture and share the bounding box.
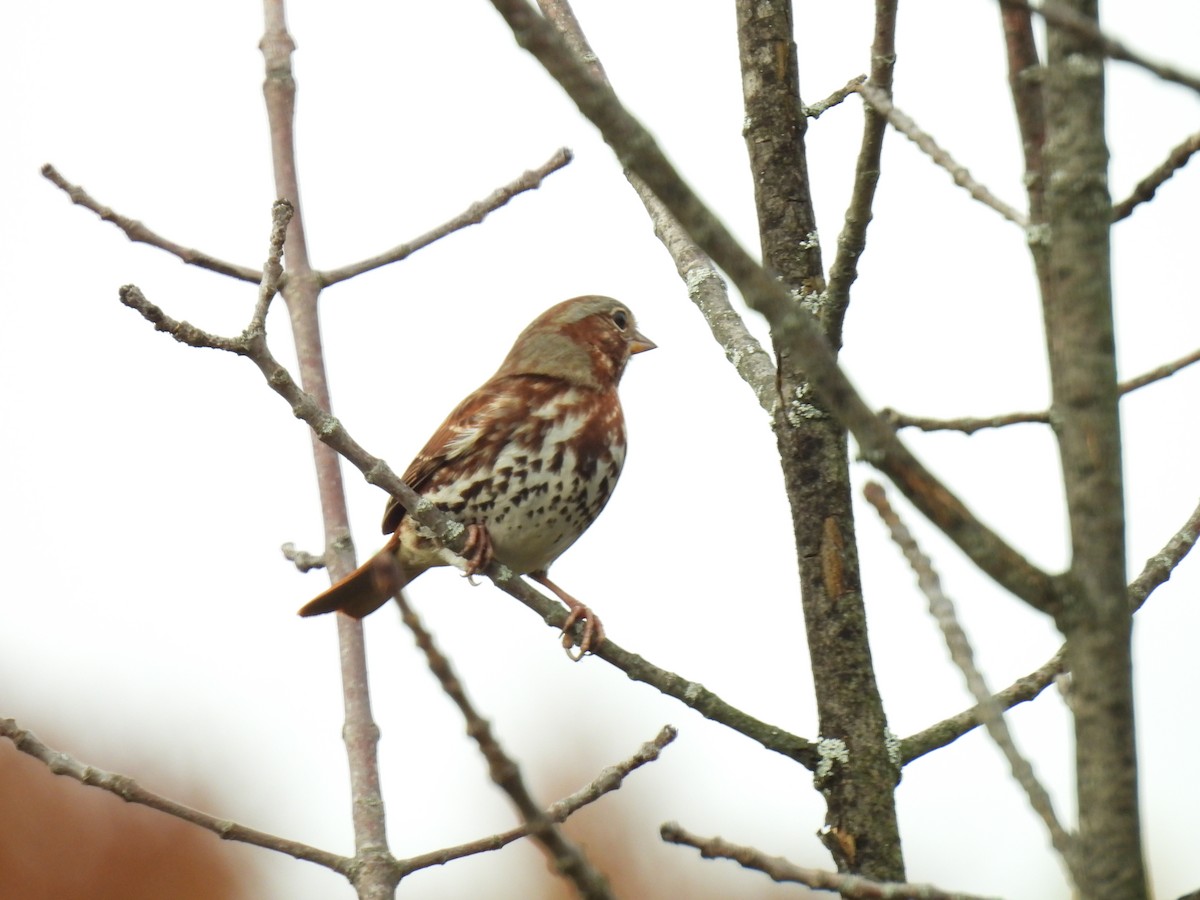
[381,376,531,534]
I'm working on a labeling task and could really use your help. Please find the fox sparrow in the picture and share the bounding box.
[298,295,655,658]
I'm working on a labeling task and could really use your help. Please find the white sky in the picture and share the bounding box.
[3,1,1199,898]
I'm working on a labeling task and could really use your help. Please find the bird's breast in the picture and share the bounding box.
[424,391,627,574]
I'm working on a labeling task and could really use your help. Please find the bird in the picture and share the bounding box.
[297,295,655,658]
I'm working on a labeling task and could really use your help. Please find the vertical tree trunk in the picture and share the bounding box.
[1041,2,1147,896]
[736,0,904,880]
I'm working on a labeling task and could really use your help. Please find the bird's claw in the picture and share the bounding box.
[560,602,605,661]
[461,524,494,585]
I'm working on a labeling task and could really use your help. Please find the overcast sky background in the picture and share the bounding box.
[4,1,1200,898]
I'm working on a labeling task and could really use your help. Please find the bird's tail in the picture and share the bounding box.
[297,534,409,619]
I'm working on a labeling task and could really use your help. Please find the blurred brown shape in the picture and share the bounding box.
[0,736,257,900]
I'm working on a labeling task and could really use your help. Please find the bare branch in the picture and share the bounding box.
[803,75,866,119]
[318,147,573,287]
[863,483,1075,872]
[1112,130,1200,222]
[880,407,1048,434]
[852,82,1029,228]
[40,164,264,284]
[660,821,998,900]
[900,648,1064,764]
[1128,495,1200,611]
[0,718,351,873]
[883,344,1200,433]
[401,725,677,874]
[394,593,613,897]
[1001,0,1200,96]
[826,0,899,336]
[538,0,778,415]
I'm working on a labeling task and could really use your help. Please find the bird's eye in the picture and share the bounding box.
[612,309,629,330]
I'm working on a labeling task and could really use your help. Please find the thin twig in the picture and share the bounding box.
[851,82,1029,228]
[863,483,1075,873]
[318,147,573,287]
[0,718,352,873]
[660,821,998,900]
[883,344,1200,433]
[393,592,614,899]
[40,164,264,284]
[1112,131,1200,222]
[826,0,899,336]
[538,0,778,415]
[1128,495,1200,611]
[803,75,867,119]
[1001,0,1200,96]
[400,725,677,874]
[900,647,1064,764]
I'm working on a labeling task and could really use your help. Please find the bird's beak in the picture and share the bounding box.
[629,329,657,355]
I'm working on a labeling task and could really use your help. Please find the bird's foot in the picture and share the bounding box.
[530,571,605,661]
[461,523,495,585]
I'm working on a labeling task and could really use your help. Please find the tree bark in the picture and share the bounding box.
[736,0,904,880]
[1041,1,1147,895]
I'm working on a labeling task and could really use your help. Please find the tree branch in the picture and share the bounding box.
[394,592,613,898]
[399,725,677,875]
[826,0,900,337]
[904,490,1200,762]
[1112,130,1200,222]
[882,344,1200,433]
[1001,0,1200,96]
[318,147,573,287]
[864,483,1075,875]
[0,718,351,874]
[851,82,1029,229]
[660,822,998,900]
[40,164,263,284]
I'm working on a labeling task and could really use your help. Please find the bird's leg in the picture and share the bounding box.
[461,523,494,585]
[529,571,605,660]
